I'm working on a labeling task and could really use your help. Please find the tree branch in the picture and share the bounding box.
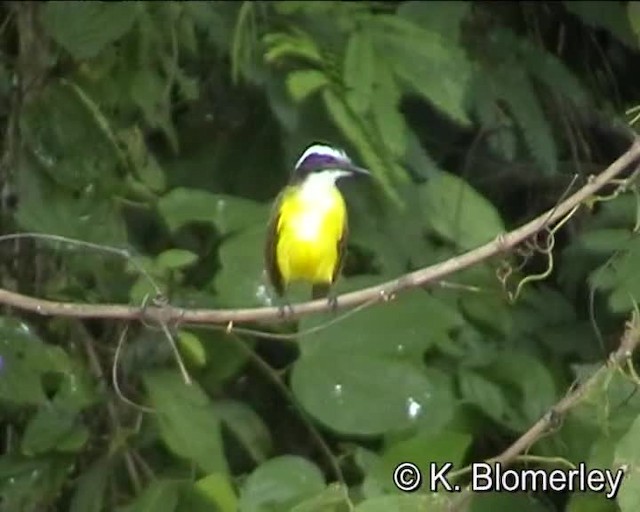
[0,140,640,326]
[449,309,640,511]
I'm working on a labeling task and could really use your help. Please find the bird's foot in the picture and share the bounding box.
[277,301,295,320]
[327,294,338,313]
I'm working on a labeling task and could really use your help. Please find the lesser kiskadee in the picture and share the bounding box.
[264,143,370,308]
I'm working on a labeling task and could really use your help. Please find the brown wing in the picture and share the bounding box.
[264,192,285,297]
[332,218,349,284]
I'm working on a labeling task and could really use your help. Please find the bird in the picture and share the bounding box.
[264,143,370,313]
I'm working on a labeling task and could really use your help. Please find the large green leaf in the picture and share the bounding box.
[420,171,505,250]
[158,188,268,234]
[215,225,271,308]
[21,402,89,455]
[495,65,557,174]
[470,492,550,512]
[590,237,640,313]
[16,161,127,245]
[485,351,558,431]
[238,456,325,512]
[290,484,350,512]
[143,370,228,474]
[398,1,471,40]
[216,400,273,464]
[372,60,406,158]
[286,70,329,103]
[20,82,122,192]
[355,494,448,512]
[42,1,140,59]
[344,28,376,114]
[458,370,511,424]
[291,290,460,435]
[69,457,111,512]
[379,430,472,493]
[119,480,182,512]
[188,473,238,512]
[0,318,71,405]
[372,15,472,125]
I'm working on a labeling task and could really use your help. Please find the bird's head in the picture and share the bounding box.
[292,144,370,183]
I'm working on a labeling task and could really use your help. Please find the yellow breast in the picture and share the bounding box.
[276,180,346,286]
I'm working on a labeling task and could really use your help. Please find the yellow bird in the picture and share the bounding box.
[264,143,370,309]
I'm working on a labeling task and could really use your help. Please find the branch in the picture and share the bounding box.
[1,140,640,326]
[449,309,640,511]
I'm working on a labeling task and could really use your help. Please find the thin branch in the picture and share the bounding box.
[77,322,143,494]
[0,140,639,327]
[449,308,640,511]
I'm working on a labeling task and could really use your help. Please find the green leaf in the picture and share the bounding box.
[589,237,640,313]
[567,491,617,512]
[292,352,454,436]
[577,228,633,254]
[21,403,89,455]
[290,484,350,512]
[518,37,590,106]
[215,226,270,308]
[70,457,111,512]
[372,15,471,125]
[21,82,122,192]
[0,455,72,512]
[496,66,557,174]
[16,153,127,245]
[0,318,71,405]
[486,352,557,430]
[372,61,406,157]
[156,249,199,270]
[42,2,139,59]
[195,328,250,385]
[131,66,178,152]
[380,430,472,492]
[158,188,268,234]
[264,30,324,66]
[470,492,550,512]
[322,88,400,200]
[286,70,329,103]
[292,290,460,435]
[121,126,167,193]
[614,413,640,511]
[193,473,238,512]
[178,331,207,368]
[291,291,461,435]
[355,494,449,512]
[143,370,228,474]
[398,1,471,40]
[459,370,509,423]
[565,1,637,48]
[629,2,640,43]
[344,29,376,113]
[238,456,325,512]
[217,400,273,464]
[119,480,182,512]
[420,171,505,250]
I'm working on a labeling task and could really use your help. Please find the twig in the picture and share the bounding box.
[449,308,640,511]
[77,322,144,494]
[0,140,638,327]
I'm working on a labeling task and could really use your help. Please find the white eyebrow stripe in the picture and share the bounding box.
[294,144,350,169]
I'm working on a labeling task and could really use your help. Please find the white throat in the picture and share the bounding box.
[299,171,347,199]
